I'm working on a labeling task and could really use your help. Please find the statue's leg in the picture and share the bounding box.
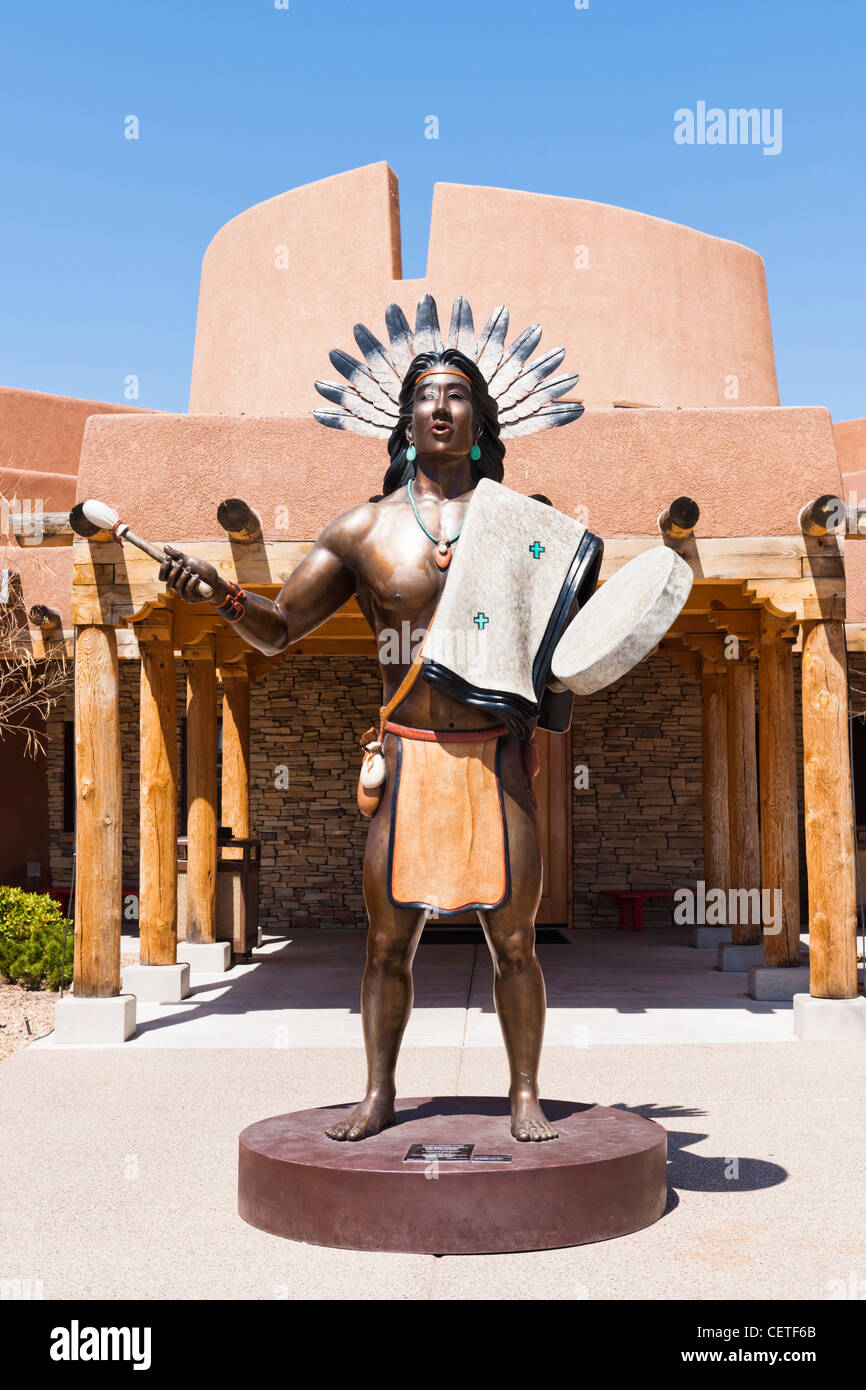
[325,761,426,1142]
[477,737,558,1142]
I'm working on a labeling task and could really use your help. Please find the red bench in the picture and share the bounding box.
[600,888,679,933]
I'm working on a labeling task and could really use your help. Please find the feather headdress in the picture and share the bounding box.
[313,294,584,440]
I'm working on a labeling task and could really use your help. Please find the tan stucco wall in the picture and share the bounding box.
[0,387,144,511]
[0,389,145,631]
[74,405,841,543]
[189,162,779,418]
[836,417,866,619]
[835,417,866,479]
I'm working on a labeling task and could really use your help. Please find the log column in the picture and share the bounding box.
[758,621,801,966]
[700,653,731,898]
[185,641,218,943]
[220,660,251,839]
[139,631,178,965]
[73,624,122,996]
[801,617,858,998]
[726,647,761,945]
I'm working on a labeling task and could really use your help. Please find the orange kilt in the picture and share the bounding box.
[385,722,511,916]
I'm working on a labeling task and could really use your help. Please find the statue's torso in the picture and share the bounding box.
[347,488,499,732]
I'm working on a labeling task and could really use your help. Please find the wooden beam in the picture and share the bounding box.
[681,584,755,614]
[845,623,866,653]
[801,618,858,997]
[220,661,251,838]
[671,614,747,643]
[726,655,762,945]
[707,606,762,647]
[798,495,843,537]
[10,512,75,548]
[28,603,62,629]
[73,625,122,996]
[185,641,218,943]
[758,624,801,967]
[69,502,112,542]
[70,535,845,625]
[139,633,178,966]
[701,657,730,900]
[797,497,866,540]
[744,578,845,622]
[217,498,263,543]
[680,632,730,667]
[4,629,74,660]
[658,496,699,541]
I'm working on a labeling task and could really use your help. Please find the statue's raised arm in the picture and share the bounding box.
[159,505,370,657]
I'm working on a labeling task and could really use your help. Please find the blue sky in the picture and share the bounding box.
[1,0,863,418]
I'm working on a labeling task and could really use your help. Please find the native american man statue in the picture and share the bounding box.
[160,295,691,1143]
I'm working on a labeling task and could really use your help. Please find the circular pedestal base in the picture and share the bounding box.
[238,1097,668,1254]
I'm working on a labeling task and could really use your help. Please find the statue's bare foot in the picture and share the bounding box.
[325,1091,396,1142]
[510,1092,559,1142]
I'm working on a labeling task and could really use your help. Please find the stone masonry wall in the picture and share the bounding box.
[571,652,702,928]
[43,648,818,933]
[250,656,380,929]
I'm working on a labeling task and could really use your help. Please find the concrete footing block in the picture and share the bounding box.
[717,942,765,971]
[53,994,136,1044]
[692,926,732,949]
[793,993,866,1040]
[748,963,810,1000]
[177,941,231,973]
[121,962,190,1003]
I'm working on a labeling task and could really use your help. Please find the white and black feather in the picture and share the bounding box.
[413,294,444,354]
[446,296,476,356]
[314,297,583,443]
[385,303,415,375]
[500,400,585,438]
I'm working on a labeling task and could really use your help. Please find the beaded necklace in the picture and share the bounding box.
[407,478,465,571]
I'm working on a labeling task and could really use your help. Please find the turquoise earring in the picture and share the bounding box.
[470,442,481,461]
[406,443,417,462]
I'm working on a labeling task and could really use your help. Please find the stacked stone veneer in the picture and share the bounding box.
[44,648,814,932]
[573,648,810,930]
[250,656,378,928]
[571,652,701,928]
[46,664,186,891]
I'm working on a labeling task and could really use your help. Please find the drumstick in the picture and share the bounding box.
[80,499,214,600]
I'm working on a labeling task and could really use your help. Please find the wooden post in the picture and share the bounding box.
[139,632,178,966]
[220,661,251,839]
[726,651,761,944]
[758,623,801,966]
[701,655,730,898]
[73,624,122,996]
[185,642,218,943]
[801,618,858,998]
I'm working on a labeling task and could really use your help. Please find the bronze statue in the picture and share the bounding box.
[161,297,593,1143]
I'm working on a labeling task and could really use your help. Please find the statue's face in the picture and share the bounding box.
[409,372,476,459]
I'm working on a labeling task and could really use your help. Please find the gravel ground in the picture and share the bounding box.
[0,954,138,1059]
[0,980,58,1058]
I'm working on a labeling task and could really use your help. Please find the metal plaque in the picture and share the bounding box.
[404,1143,475,1162]
[471,1154,514,1163]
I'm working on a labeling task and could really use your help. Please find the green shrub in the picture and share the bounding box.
[0,886,73,991]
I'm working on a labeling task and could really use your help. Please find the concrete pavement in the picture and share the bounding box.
[32,926,803,1050]
[4,925,866,1299]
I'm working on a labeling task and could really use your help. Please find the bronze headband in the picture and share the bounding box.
[414,369,472,386]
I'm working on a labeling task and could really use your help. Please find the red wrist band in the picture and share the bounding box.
[216,581,248,622]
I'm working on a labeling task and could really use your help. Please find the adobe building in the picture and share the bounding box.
[2,162,864,1040]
